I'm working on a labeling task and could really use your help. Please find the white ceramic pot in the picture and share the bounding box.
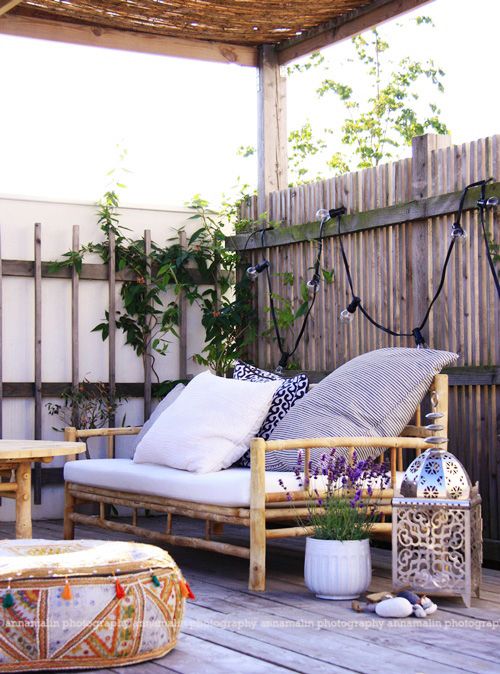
[304,537,371,600]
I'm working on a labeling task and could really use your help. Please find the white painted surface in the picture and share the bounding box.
[0,196,208,520]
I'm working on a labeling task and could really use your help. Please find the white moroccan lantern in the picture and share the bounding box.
[393,418,482,607]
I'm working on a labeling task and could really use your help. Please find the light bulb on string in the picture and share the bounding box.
[246,260,270,281]
[306,273,320,296]
[316,208,330,221]
[339,297,361,325]
[450,224,467,241]
[339,308,354,324]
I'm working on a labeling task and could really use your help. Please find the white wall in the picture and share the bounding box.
[0,195,208,520]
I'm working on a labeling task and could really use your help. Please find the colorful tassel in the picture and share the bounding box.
[61,579,73,601]
[2,588,14,609]
[179,579,195,600]
[151,573,161,587]
[115,579,126,599]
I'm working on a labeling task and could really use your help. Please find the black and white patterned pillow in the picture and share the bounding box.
[232,361,309,467]
[266,347,458,471]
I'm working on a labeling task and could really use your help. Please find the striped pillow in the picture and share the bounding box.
[266,347,458,471]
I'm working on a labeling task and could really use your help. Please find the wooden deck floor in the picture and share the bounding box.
[1,517,499,674]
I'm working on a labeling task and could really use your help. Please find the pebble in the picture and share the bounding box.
[375,597,413,618]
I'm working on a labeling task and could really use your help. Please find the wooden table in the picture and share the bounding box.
[0,439,85,538]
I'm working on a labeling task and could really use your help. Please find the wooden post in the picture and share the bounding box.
[108,231,116,427]
[257,44,287,216]
[33,222,42,504]
[144,229,152,421]
[410,134,452,344]
[71,225,80,428]
[63,482,75,539]
[0,225,3,440]
[15,462,32,538]
[178,230,187,380]
[249,437,267,591]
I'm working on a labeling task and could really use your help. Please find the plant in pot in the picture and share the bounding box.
[284,449,389,600]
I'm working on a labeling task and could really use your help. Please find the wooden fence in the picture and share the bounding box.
[228,133,500,561]
[0,225,197,504]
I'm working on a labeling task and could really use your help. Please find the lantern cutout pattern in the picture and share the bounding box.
[392,392,482,608]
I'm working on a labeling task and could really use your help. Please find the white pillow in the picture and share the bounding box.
[132,383,185,454]
[133,370,281,473]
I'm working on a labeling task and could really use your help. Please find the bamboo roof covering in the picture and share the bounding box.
[0,0,431,65]
[6,1,375,46]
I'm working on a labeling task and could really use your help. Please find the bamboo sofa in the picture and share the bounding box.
[63,374,448,591]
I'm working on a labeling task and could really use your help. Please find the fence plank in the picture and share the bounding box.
[108,231,116,428]
[0,225,3,439]
[144,229,152,420]
[33,222,42,504]
[71,225,79,427]
[178,230,188,380]
[228,182,500,251]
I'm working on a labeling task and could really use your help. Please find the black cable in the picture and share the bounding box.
[478,182,500,298]
[337,179,497,345]
[261,218,327,369]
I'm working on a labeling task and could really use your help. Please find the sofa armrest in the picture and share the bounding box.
[64,426,142,460]
[64,426,142,440]
[250,435,432,499]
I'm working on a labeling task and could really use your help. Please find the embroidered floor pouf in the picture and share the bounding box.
[0,539,190,672]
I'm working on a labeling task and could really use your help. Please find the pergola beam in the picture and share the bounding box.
[0,14,258,66]
[0,0,22,17]
[277,0,433,64]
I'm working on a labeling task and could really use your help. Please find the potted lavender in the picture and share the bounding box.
[284,449,389,600]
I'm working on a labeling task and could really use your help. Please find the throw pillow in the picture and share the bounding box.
[134,370,281,473]
[266,347,458,471]
[132,383,185,454]
[232,360,309,467]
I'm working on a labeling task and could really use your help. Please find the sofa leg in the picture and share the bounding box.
[64,484,75,540]
[249,510,266,591]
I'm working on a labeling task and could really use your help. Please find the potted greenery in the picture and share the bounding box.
[284,449,389,600]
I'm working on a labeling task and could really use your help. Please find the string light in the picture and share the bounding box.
[334,178,499,347]
[246,259,270,280]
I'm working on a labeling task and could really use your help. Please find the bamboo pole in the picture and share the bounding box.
[69,512,251,559]
[249,437,267,591]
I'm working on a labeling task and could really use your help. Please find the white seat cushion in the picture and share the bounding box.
[64,459,402,508]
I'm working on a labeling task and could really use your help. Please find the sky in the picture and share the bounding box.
[0,0,499,209]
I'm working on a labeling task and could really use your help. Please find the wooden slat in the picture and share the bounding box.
[33,222,42,504]
[178,230,188,380]
[227,181,500,251]
[71,225,79,428]
[0,225,3,439]
[0,14,258,66]
[108,230,116,428]
[0,0,22,16]
[0,259,209,283]
[144,229,152,421]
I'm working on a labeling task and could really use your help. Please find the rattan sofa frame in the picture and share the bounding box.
[63,374,448,591]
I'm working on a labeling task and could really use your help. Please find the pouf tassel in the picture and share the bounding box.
[62,579,72,601]
[179,579,195,600]
[115,579,126,599]
[151,573,161,587]
[2,584,14,609]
